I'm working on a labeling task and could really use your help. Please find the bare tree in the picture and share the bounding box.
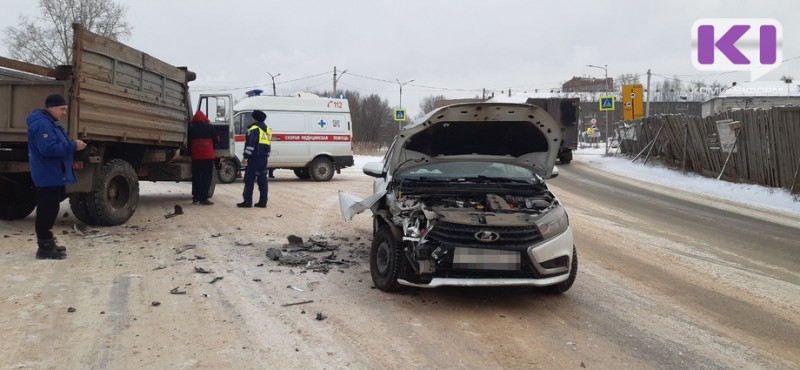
[4,0,132,67]
[615,73,641,90]
[417,94,447,117]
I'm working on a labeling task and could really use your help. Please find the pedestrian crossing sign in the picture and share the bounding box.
[394,108,407,122]
[599,96,615,111]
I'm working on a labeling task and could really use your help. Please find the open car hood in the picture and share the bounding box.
[394,102,562,178]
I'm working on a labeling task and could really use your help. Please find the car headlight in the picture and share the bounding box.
[536,205,569,240]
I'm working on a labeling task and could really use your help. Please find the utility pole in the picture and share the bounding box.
[587,64,610,155]
[333,66,347,98]
[645,69,651,118]
[268,72,281,96]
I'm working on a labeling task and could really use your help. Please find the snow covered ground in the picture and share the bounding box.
[352,148,800,217]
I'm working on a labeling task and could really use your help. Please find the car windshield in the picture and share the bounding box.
[397,161,537,182]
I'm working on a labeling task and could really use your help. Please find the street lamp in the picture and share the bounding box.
[396,78,414,131]
[268,72,281,96]
[587,64,610,155]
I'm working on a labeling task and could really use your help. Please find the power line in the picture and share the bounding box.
[190,70,332,92]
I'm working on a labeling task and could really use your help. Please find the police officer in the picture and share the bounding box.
[237,110,271,208]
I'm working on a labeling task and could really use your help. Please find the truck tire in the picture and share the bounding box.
[370,226,408,292]
[86,159,139,226]
[208,173,216,198]
[293,168,311,180]
[559,156,572,165]
[68,193,97,225]
[309,157,334,182]
[217,158,238,184]
[0,175,36,220]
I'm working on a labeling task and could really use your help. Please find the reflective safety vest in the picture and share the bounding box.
[247,125,272,145]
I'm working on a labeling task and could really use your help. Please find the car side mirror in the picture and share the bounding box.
[363,162,385,178]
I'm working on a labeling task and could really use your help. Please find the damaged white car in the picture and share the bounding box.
[339,102,577,293]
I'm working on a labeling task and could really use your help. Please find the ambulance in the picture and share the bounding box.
[196,92,354,183]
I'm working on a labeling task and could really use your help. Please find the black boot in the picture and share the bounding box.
[36,238,67,260]
[51,237,67,252]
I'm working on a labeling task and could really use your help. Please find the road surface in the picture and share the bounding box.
[1,160,798,369]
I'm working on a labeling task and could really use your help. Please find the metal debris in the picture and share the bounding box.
[67,307,76,313]
[174,244,196,254]
[194,266,213,274]
[234,241,253,246]
[211,233,222,237]
[151,301,161,306]
[278,255,315,266]
[315,313,327,321]
[209,276,223,284]
[281,300,314,307]
[265,248,282,260]
[287,285,304,292]
[152,265,167,271]
[170,287,187,295]
[252,278,262,282]
[164,205,184,219]
[194,255,206,260]
[287,235,304,245]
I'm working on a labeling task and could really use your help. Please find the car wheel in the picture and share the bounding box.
[309,157,334,182]
[370,226,407,292]
[541,246,577,294]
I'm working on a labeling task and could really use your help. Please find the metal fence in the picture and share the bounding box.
[615,107,800,194]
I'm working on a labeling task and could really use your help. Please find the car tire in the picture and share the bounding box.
[541,246,577,294]
[370,226,407,292]
[309,157,334,182]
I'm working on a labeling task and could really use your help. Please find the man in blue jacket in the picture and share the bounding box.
[237,110,271,208]
[27,94,87,259]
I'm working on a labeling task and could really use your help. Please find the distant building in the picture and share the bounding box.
[562,76,614,93]
[701,81,800,117]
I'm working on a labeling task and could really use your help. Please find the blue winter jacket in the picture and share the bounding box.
[26,109,77,187]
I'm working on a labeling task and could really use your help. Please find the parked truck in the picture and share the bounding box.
[524,98,579,164]
[0,24,233,225]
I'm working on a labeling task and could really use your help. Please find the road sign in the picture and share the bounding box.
[599,96,615,111]
[394,108,407,122]
[622,84,644,120]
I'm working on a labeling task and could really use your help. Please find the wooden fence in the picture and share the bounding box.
[615,107,800,195]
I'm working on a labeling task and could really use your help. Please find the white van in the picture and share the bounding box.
[197,93,354,182]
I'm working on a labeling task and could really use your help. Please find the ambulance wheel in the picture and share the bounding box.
[217,158,238,184]
[309,157,334,182]
[294,168,311,180]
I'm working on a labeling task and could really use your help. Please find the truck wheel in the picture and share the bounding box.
[309,157,334,182]
[370,226,408,292]
[0,175,36,220]
[541,246,578,294]
[559,156,572,165]
[69,193,97,225]
[207,173,216,198]
[217,158,238,184]
[86,159,139,226]
[293,168,311,180]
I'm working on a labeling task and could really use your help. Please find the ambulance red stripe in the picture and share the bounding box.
[234,134,351,142]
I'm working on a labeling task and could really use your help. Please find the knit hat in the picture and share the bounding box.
[45,94,67,107]
[251,110,266,122]
[191,110,210,124]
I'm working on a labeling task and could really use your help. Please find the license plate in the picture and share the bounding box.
[453,248,521,271]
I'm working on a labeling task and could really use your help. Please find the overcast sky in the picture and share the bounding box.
[2,0,798,117]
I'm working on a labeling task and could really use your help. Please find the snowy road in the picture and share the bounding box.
[1,158,799,369]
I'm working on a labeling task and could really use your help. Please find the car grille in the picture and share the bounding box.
[427,221,543,250]
[424,221,550,278]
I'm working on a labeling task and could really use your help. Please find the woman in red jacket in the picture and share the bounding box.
[188,111,220,205]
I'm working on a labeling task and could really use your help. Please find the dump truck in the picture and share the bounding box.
[0,24,232,225]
